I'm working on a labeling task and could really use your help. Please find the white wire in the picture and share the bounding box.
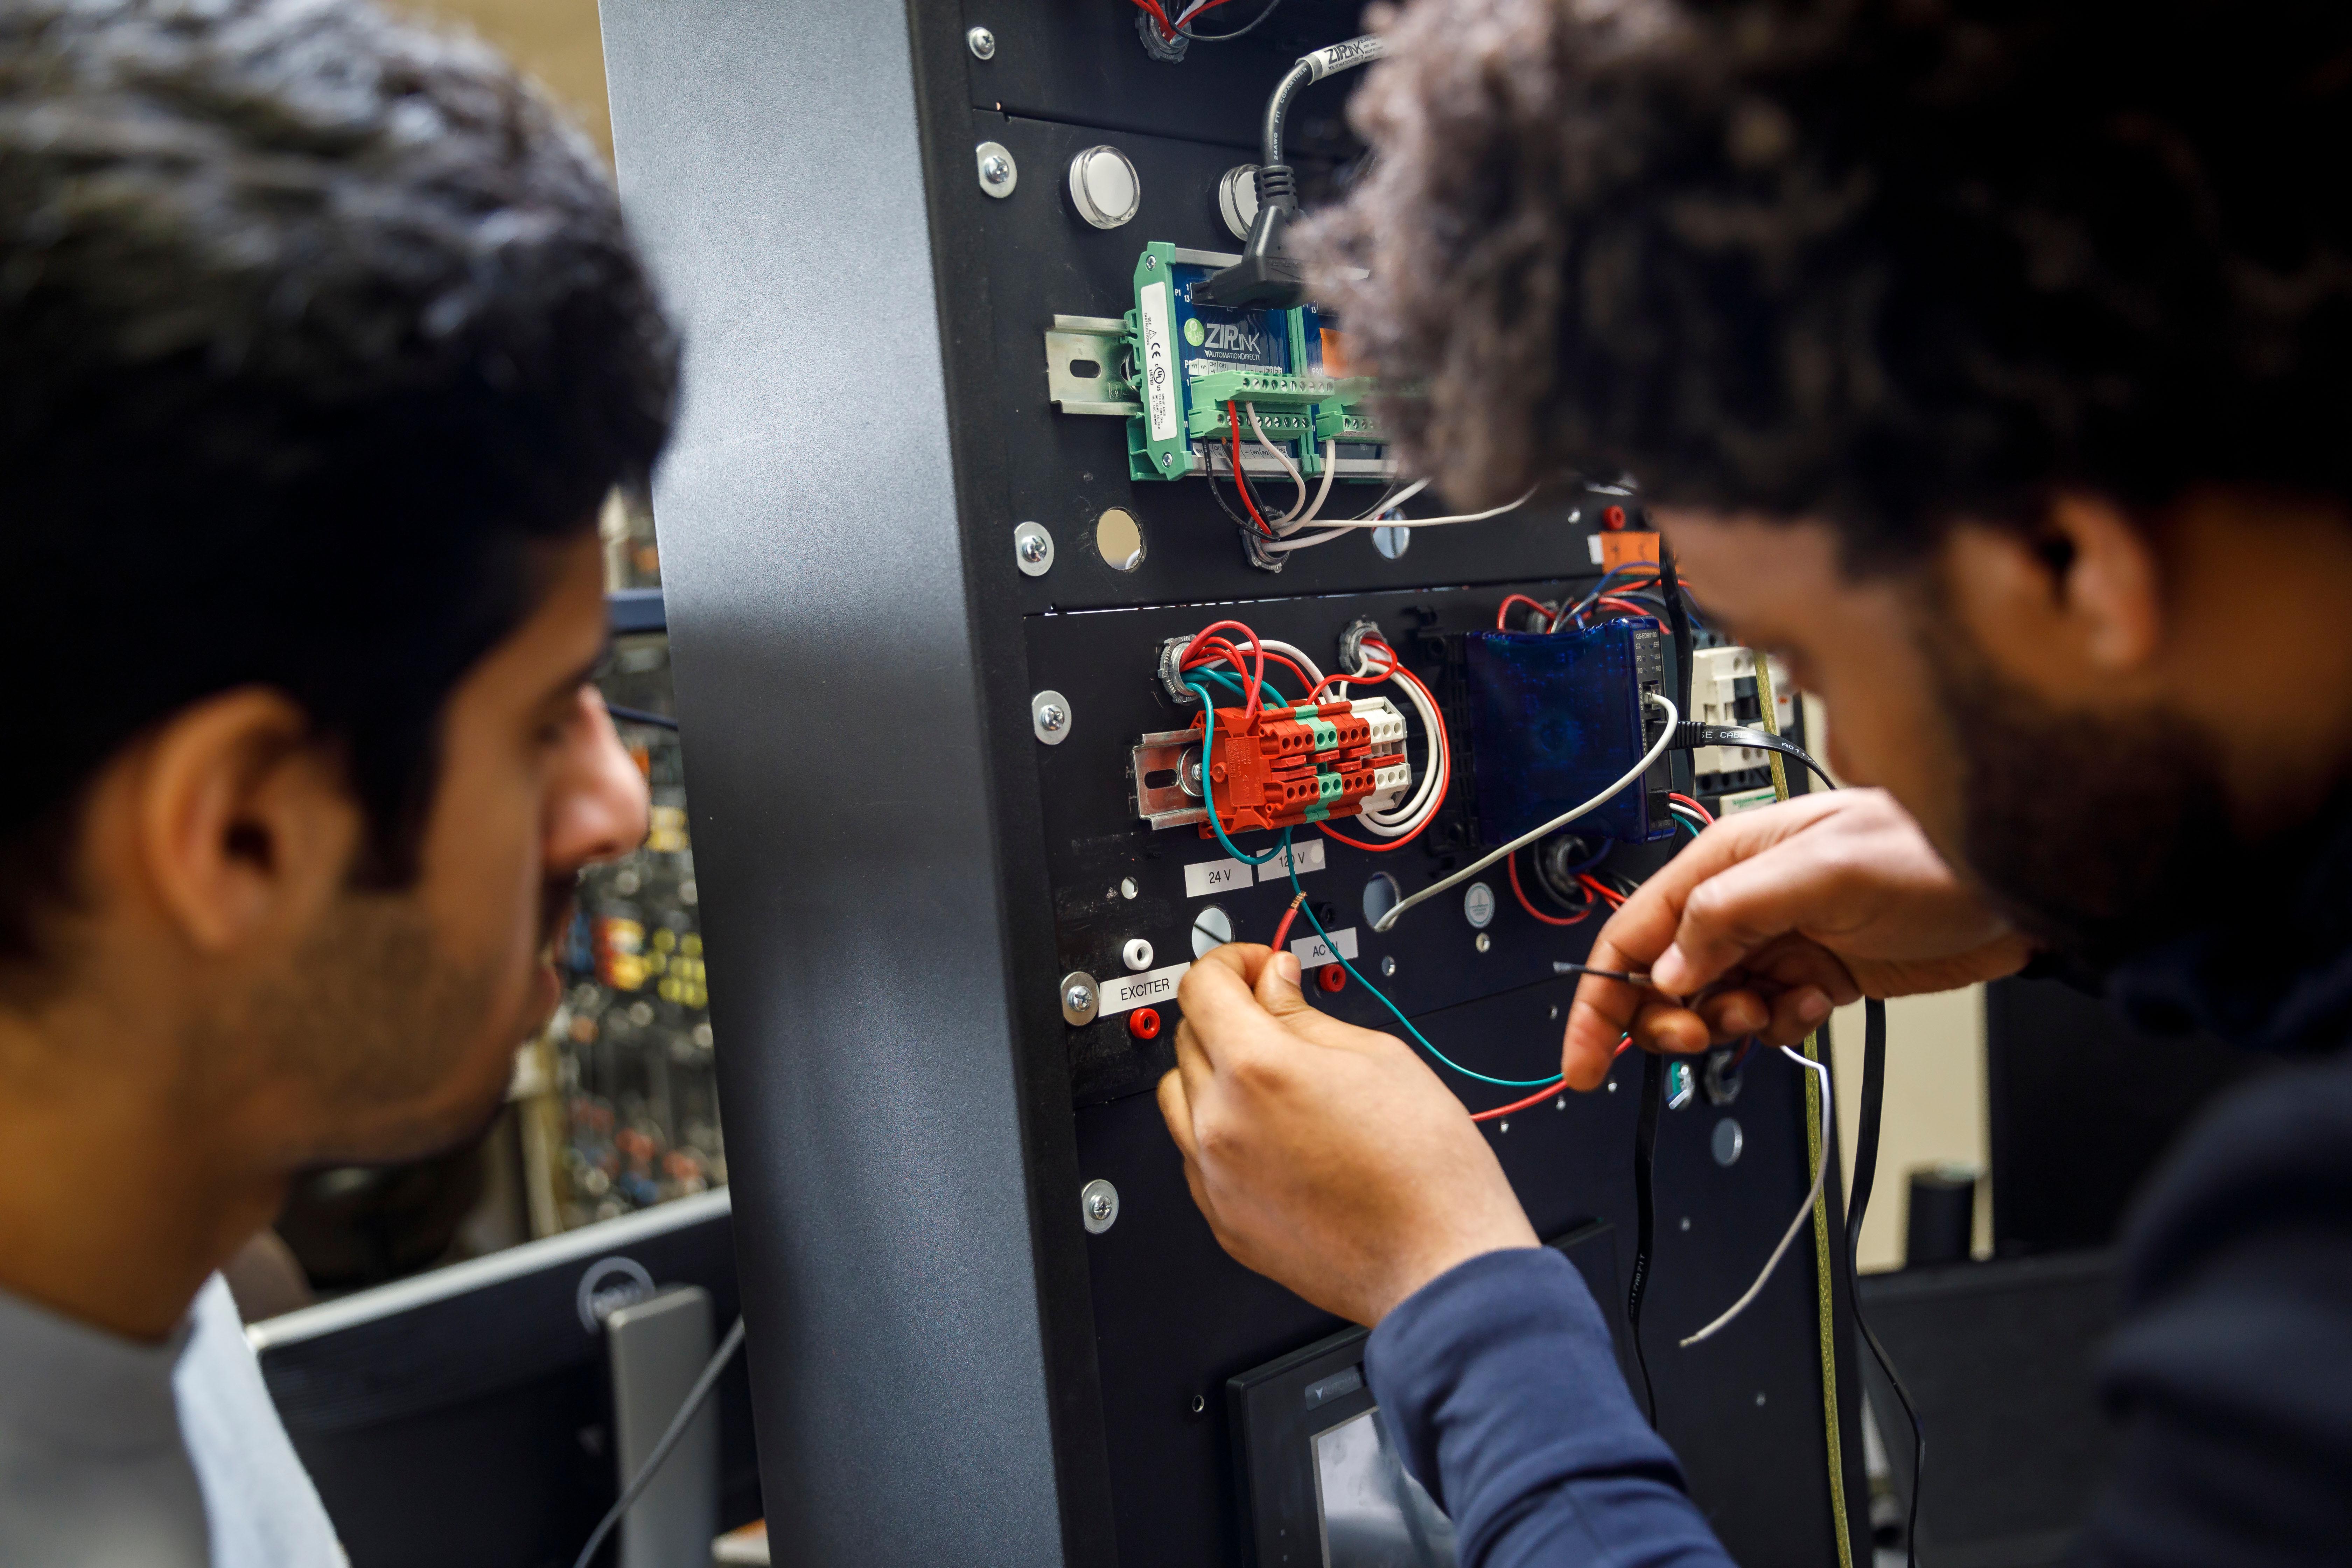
[1355,659,1446,833]
[1371,693,1677,932]
[1356,476,1432,520]
[1680,1049,1834,1348]
[1246,403,1309,526]
[1278,440,1339,533]
[1266,488,1536,553]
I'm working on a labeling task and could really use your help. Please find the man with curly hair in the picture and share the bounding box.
[0,0,673,1560]
[1161,0,2352,1560]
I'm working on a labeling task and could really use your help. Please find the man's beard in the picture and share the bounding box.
[212,872,579,1169]
[1925,623,2246,971]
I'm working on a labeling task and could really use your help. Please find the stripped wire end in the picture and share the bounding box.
[1268,892,1309,955]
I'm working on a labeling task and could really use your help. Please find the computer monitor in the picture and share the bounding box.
[1228,1222,1630,1568]
[249,1188,759,1568]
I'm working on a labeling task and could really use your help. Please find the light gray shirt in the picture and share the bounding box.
[0,1274,347,1566]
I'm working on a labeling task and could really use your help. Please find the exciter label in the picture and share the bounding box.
[1101,960,1189,1017]
[1139,280,1179,444]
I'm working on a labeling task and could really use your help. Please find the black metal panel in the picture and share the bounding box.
[598,2,1082,1563]
[1077,980,1851,1568]
[967,107,1600,614]
[603,0,1869,1562]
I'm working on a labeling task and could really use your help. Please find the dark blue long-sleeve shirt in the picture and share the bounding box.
[1366,890,2352,1566]
[1368,1054,2352,1566]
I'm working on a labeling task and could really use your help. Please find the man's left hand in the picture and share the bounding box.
[1157,943,1538,1326]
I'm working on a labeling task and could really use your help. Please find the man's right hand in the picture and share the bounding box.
[1561,789,2035,1089]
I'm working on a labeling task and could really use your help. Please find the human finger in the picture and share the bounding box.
[1156,1066,1203,1166]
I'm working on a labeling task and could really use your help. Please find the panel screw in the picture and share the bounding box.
[1032,689,1072,744]
[1381,955,1396,977]
[1059,970,1099,1025]
[1014,521,1055,576]
[1475,932,1492,953]
[975,141,1018,198]
[1081,1178,1120,1234]
[967,24,996,58]
[1066,984,1091,1011]
[1159,451,1175,469]
[1143,254,1157,269]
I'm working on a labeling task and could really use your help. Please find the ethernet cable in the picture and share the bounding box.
[1678,1047,1833,1347]
[1371,692,1679,932]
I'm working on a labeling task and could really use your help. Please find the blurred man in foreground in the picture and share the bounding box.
[0,0,674,1559]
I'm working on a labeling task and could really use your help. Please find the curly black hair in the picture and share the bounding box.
[1307,0,2352,564]
[0,0,677,965]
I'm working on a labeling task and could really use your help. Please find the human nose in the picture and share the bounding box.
[548,686,651,873]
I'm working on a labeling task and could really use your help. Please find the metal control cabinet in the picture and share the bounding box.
[598,3,1868,1564]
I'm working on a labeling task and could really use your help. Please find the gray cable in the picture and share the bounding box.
[571,1315,748,1568]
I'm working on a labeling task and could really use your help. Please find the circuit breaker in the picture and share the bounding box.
[600,3,1868,1564]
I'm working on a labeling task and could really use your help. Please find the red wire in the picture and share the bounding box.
[1496,593,1551,631]
[1668,792,1715,825]
[1186,643,1314,696]
[1129,0,1175,39]
[1577,873,1627,908]
[1470,1079,1566,1123]
[1180,620,1267,724]
[1226,403,1273,537]
[1507,851,1590,926]
[1269,892,1308,953]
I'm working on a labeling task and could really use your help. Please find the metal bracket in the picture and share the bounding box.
[1044,315,1139,417]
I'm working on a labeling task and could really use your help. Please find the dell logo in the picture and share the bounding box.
[575,1255,657,1332]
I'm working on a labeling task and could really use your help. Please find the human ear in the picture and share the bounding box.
[126,690,361,953]
[1945,493,2163,690]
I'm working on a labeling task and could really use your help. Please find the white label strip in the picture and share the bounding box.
[1256,838,1327,883]
[1099,960,1189,1017]
[1588,533,1605,564]
[1138,281,1179,444]
[1184,857,1255,898]
[1289,926,1359,967]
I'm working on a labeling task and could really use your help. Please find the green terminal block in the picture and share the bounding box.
[1044,241,1387,483]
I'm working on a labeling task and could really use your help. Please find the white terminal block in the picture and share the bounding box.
[1689,647,1771,780]
[1351,699,1408,747]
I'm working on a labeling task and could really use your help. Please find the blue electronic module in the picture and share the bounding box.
[1461,619,1678,845]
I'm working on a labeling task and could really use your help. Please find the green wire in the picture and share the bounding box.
[1284,849,1562,1089]
[1189,664,1288,708]
[1673,812,1702,840]
[1185,673,1557,1089]
[1188,679,1288,865]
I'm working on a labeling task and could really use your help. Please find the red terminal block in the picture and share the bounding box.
[1316,964,1347,994]
[1133,695,1413,838]
[1128,1007,1162,1040]
[1196,701,1406,837]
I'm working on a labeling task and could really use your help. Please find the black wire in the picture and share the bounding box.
[1627,1049,1665,1426]
[571,1315,747,1568]
[605,703,679,731]
[1658,537,1695,798]
[1176,0,1286,40]
[1847,999,1925,1566]
[1673,722,1836,792]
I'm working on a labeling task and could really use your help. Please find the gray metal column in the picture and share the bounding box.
[596,3,1067,1562]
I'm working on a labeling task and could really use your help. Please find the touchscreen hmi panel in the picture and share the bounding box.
[1310,1407,1458,1568]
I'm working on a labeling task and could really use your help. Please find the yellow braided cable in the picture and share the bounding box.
[1748,654,1856,1568]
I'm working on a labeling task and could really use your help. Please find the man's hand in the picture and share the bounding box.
[1561,789,2034,1089]
[1158,944,1538,1326]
